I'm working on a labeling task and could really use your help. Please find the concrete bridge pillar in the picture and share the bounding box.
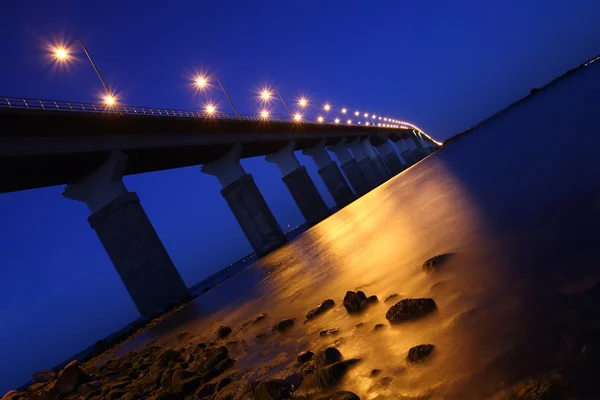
[411,131,429,158]
[375,139,405,176]
[202,143,286,256]
[361,137,392,180]
[347,139,386,187]
[328,140,371,197]
[393,136,418,166]
[63,151,189,318]
[266,140,330,225]
[302,140,355,209]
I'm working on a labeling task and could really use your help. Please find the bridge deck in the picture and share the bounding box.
[0,107,411,193]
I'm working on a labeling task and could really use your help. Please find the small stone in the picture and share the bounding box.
[297,351,314,363]
[315,347,343,367]
[176,376,202,394]
[299,359,360,392]
[56,363,90,394]
[171,369,195,391]
[355,322,365,328]
[253,379,293,399]
[370,369,382,376]
[217,326,232,339]
[273,319,295,332]
[320,328,340,336]
[422,253,456,273]
[384,294,399,303]
[407,344,435,363]
[106,389,127,400]
[373,324,386,331]
[252,313,267,323]
[386,298,437,323]
[255,332,269,341]
[306,299,336,320]
[317,390,361,400]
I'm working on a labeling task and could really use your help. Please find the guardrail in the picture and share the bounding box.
[0,96,322,124]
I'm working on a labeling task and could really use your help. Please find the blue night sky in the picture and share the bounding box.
[1,0,599,392]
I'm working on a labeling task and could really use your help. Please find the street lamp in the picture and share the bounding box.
[195,73,241,120]
[51,40,116,107]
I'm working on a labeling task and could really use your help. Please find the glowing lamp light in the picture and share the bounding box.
[103,94,116,106]
[195,75,209,89]
[377,123,381,127]
[378,117,382,120]
[298,97,308,108]
[260,109,270,119]
[364,113,368,118]
[384,118,388,121]
[365,122,370,126]
[334,118,340,124]
[347,119,352,124]
[260,89,272,102]
[204,103,216,115]
[358,121,361,125]
[372,114,376,119]
[324,103,331,111]
[293,113,303,122]
[354,111,359,116]
[341,108,347,114]
[53,46,69,61]
[317,116,324,123]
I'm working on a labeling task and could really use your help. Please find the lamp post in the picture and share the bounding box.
[52,40,116,106]
[195,73,241,120]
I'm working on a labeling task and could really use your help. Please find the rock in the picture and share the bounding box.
[215,374,233,392]
[32,370,57,383]
[285,373,304,389]
[154,349,181,371]
[386,298,437,323]
[317,391,361,400]
[370,369,382,376]
[407,344,435,363]
[343,291,366,314]
[373,324,386,331]
[217,326,232,339]
[174,376,202,394]
[360,295,379,310]
[171,369,195,390]
[299,360,360,393]
[306,299,336,320]
[384,294,399,303]
[106,388,127,400]
[1,391,18,400]
[297,351,314,363]
[252,313,268,323]
[315,347,343,367]
[422,253,456,273]
[355,322,365,328]
[273,319,294,332]
[253,379,293,399]
[77,381,102,395]
[56,363,90,394]
[255,332,269,341]
[320,328,340,336]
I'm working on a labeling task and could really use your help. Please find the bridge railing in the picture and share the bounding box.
[0,96,295,124]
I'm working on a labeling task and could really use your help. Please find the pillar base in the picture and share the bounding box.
[318,162,355,208]
[283,166,330,225]
[89,192,189,317]
[221,174,287,257]
[382,150,405,175]
[358,157,385,188]
[372,155,391,181]
[401,150,418,166]
[340,159,370,196]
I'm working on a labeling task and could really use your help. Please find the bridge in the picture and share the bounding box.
[0,96,441,317]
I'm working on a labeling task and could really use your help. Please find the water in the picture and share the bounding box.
[100,57,600,399]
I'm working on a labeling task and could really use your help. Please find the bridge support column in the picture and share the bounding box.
[303,140,355,209]
[347,139,386,187]
[375,140,405,176]
[266,140,330,225]
[411,131,429,158]
[63,151,189,318]
[202,144,286,257]
[361,137,392,181]
[393,136,418,166]
[329,140,371,197]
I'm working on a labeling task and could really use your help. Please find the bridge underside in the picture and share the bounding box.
[0,109,413,193]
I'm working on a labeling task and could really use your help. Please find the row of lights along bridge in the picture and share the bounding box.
[51,41,410,128]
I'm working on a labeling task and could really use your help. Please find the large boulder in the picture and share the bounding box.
[385,298,437,323]
[32,370,57,383]
[343,291,378,314]
[299,360,360,394]
[306,299,335,320]
[56,362,91,394]
[217,326,232,339]
[407,344,435,363]
[422,253,456,273]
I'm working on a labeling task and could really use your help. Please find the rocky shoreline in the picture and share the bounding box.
[0,253,582,399]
